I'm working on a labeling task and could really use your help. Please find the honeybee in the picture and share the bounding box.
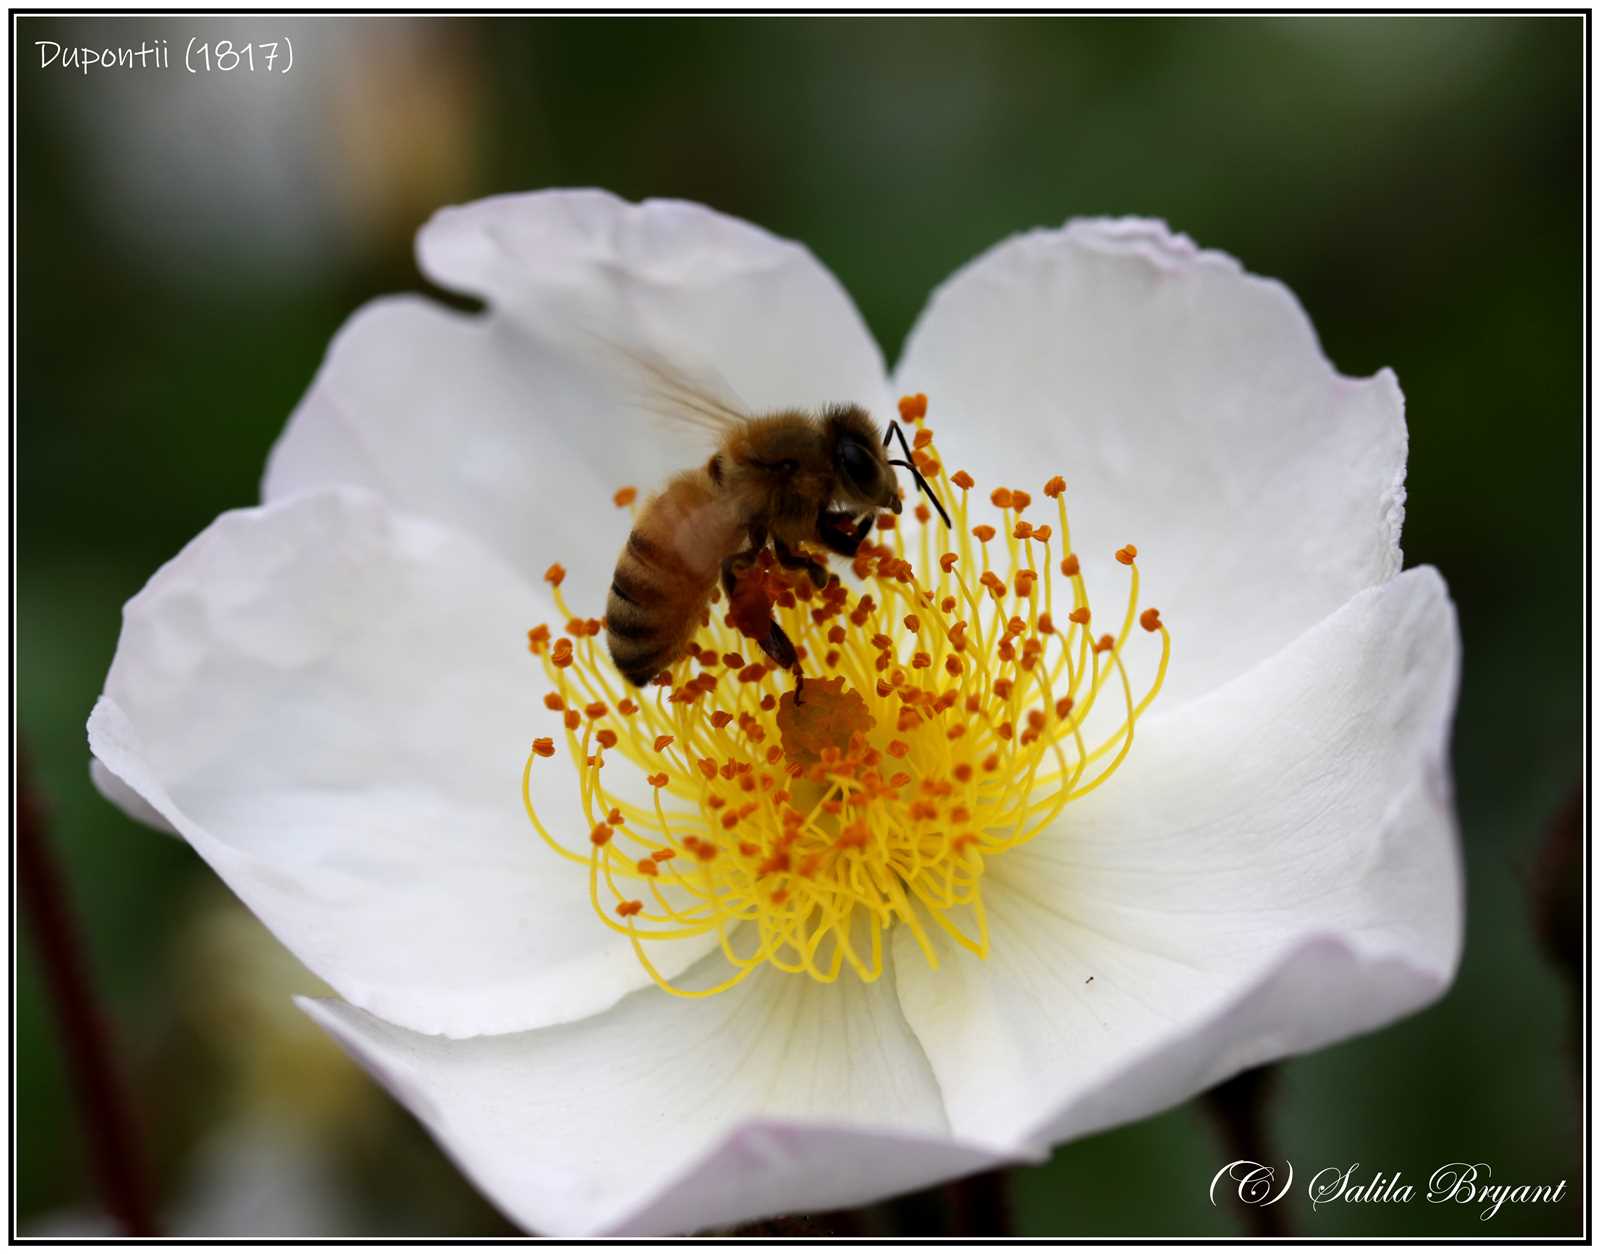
[603,360,949,689]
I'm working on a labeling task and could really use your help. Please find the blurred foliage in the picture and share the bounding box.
[17,15,1581,1236]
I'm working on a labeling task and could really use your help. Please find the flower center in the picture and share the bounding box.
[522,395,1170,997]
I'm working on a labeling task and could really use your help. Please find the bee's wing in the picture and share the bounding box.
[579,330,751,441]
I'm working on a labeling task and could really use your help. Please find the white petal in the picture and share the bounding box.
[895,217,1407,709]
[265,190,891,610]
[894,567,1460,1150]
[299,955,1026,1237]
[90,755,176,836]
[88,488,714,1038]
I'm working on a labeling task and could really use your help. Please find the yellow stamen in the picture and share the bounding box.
[521,397,1171,997]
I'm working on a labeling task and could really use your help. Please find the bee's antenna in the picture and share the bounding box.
[884,420,952,529]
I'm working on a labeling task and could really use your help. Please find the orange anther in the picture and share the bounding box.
[617,698,638,716]
[613,486,638,508]
[876,513,897,531]
[897,393,928,422]
[596,729,619,749]
[1115,544,1138,565]
[527,624,551,653]
[543,693,565,711]
[1068,607,1091,624]
[887,740,910,758]
[982,753,1000,772]
[945,655,964,676]
[1011,490,1032,513]
[951,470,975,490]
[1140,608,1163,632]
[1013,521,1034,540]
[653,734,674,752]
[564,709,582,730]
[590,823,613,846]
[530,737,555,758]
[1060,554,1080,577]
[1043,475,1066,498]
[912,427,934,449]
[646,771,669,787]
[584,701,608,719]
[652,848,676,862]
[990,488,1014,509]
[953,763,973,783]
[1055,696,1075,719]
[544,563,566,587]
[697,757,718,779]
[722,652,745,669]
[904,614,921,632]
[615,899,643,917]
[1032,524,1053,543]
[973,524,996,543]
[1037,613,1055,635]
[1095,634,1115,653]
[710,710,734,729]
[993,677,1013,700]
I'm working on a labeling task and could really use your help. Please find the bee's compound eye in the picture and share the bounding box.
[837,436,877,492]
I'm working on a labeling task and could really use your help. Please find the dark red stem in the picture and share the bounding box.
[17,749,159,1235]
[945,1167,1014,1236]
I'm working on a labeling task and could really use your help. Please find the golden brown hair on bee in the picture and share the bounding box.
[602,348,947,686]
[605,466,744,687]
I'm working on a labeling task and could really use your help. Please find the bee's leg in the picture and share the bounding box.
[720,526,769,600]
[772,538,828,588]
[818,510,875,558]
[754,619,805,703]
[719,555,743,602]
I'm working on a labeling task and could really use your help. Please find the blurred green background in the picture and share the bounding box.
[17,15,1582,1236]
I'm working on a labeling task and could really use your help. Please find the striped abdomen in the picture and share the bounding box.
[606,476,734,686]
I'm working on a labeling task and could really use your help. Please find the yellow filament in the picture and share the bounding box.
[521,401,1171,996]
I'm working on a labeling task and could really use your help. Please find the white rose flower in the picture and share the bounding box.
[88,191,1462,1237]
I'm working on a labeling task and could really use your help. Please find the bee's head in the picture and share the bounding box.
[824,404,901,515]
